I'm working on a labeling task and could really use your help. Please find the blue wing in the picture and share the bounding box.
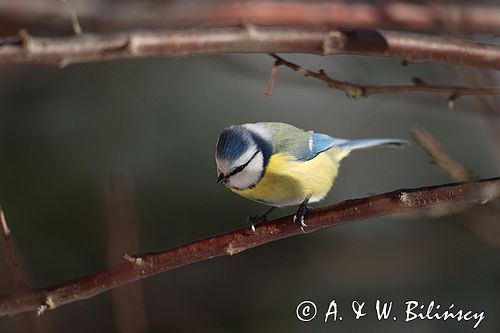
[297,133,408,161]
[310,132,345,155]
[296,132,345,161]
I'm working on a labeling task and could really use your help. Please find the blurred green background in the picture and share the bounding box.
[0,53,499,332]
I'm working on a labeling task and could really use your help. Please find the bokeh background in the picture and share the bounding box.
[0,1,500,332]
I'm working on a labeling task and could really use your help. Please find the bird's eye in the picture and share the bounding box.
[229,150,259,177]
[232,165,245,174]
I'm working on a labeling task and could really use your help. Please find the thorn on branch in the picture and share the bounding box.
[37,295,55,317]
[318,69,329,79]
[36,304,47,317]
[60,0,83,35]
[448,93,461,110]
[0,207,10,236]
[123,253,145,266]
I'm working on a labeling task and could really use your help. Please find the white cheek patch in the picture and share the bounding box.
[227,152,264,190]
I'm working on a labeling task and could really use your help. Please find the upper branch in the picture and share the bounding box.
[0,28,499,69]
[1,1,500,34]
[0,177,498,317]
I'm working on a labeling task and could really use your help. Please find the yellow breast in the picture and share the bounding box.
[232,149,345,207]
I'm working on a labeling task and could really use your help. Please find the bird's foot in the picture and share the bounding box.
[247,214,266,233]
[247,207,276,234]
[294,196,311,233]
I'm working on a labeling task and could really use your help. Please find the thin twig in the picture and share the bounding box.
[269,54,500,102]
[1,1,499,34]
[264,60,279,96]
[411,126,475,182]
[0,178,498,317]
[0,28,499,69]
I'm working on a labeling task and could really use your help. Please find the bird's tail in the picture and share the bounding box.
[337,138,409,151]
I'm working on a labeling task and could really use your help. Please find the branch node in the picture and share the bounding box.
[345,87,365,99]
[124,253,145,266]
[225,243,243,256]
[242,23,262,42]
[18,29,32,51]
[398,191,412,206]
[36,304,47,317]
[127,35,138,55]
[36,296,55,317]
[478,183,500,205]
[322,30,346,55]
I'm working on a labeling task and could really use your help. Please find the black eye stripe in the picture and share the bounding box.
[229,151,260,177]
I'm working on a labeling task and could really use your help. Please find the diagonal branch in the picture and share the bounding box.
[269,54,500,101]
[0,178,499,317]
[411,126,475,182]
[0,28,499,69]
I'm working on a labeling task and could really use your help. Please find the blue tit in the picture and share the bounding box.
[215,122,408,230]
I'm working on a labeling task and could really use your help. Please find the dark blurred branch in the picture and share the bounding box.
[1,1,499,34]
[269,54,500,100]
[411,126,474,182]
[0,28,499,69]
[105,175,148,333]
[0,178,499,317]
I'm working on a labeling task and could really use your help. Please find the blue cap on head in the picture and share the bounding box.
[216,126,254,163]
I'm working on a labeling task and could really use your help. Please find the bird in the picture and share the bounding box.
[215,122,408,232]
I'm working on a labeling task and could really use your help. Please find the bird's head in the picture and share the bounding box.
[215,124,271,190]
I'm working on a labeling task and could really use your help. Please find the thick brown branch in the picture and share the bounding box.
[0,28,499,69]
[2,1,500,34]
[270,54,500,99]
[0,178,499,317]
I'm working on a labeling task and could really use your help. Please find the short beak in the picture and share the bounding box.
[217,173,227,184]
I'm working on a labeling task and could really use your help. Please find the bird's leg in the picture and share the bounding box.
[293,195,311,233]
[247,206,276,233]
